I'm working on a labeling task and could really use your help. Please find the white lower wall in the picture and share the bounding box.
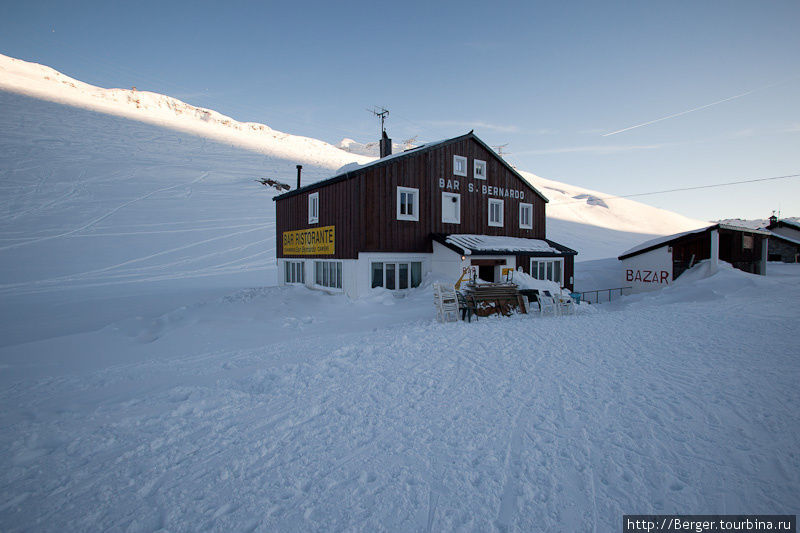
[279,248,518,299]
[353,252,432,299]
[277,258,356,297]
[620,247,673,292]
[432,242,516,284]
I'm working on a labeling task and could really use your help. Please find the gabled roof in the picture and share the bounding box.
[766,219,800,232]
[618,223,771,260]
[273,132,549,203]
[432,233,577,257]
[767,231,800,247]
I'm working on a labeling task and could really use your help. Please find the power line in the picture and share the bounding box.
[549,172,800,205]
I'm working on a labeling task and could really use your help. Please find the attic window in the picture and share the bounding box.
[454,155,467,177]
[474,159,487,180]
[308,192,319,224]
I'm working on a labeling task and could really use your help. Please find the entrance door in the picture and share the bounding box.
[478,265,494,282]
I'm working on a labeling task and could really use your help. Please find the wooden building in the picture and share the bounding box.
[764,217,800,263]
[273,132,577,298]
[618,224,769,292]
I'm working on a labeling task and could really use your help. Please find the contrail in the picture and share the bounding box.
[602,78,795,137]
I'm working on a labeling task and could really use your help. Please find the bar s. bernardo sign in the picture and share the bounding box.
[438,178,525,200]
[283,226,335,255]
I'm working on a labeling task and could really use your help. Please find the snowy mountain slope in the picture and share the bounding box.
[0,91,333,347]
[0,53,372,170]
[0,53,708,261]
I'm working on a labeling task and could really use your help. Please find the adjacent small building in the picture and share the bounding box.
[273,131,577,298]
[618,224,769,292]
[764,217,800,263]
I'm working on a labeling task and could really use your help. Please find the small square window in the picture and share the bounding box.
[519,202,533,229]
[474,159,487,180]
[488,198,504,227]
[397,187,419,221]
[453,155,467,177]
[308,192,319,224]
[442,192,461,224]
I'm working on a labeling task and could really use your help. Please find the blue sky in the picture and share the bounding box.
[2,0,798,220]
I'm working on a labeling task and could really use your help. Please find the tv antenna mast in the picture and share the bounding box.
[368,106,390,134]
[493,143,510,157]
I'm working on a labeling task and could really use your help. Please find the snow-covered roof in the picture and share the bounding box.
[437,234,574,256]
[274,132,549,203]
[330,138,452,178]
[619,223,772,260]
[767,218,800,232]
[768,230,800,246]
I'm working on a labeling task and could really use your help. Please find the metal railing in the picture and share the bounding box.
[579,286,632,304]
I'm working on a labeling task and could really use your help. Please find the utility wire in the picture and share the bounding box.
[549,173,800,205]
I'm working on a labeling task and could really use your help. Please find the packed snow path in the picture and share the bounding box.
[1,266,799,531]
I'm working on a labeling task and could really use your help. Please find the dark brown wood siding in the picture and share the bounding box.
[671,228,765,278]
[276,135,549,259]
[359,138,546,254]
[275,178,360,259]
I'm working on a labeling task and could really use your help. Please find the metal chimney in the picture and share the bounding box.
[296,165,302,189]
[380,130,392,158]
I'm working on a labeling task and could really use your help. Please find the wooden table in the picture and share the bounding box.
[461,282,523,317]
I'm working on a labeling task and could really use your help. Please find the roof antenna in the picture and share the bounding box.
[492,143,510,158]
[368,106,390,135]
[369,106,392,157]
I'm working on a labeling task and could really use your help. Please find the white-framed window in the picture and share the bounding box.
[308,192,319,224]
[453,155,467,177]
[488,198,504,227]
[442,192,461,224]
[314,260,342,289]
[530,258,565,287]
[742,235,754,250]
[371,261,423,290]
[474,159,487,180]
[284,260,305,284]
[397,186,419,221]
[519,202,533,229]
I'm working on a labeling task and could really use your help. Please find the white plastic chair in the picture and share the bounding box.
[434,283,460,323]
[537,291,560,317]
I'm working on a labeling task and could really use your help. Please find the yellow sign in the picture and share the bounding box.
[282,226,335,255]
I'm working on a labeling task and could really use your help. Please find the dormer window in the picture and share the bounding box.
[474,159,487,180]
[453,155,467,177]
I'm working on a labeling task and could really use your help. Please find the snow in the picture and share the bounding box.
[0,53,372,171]
[2,259,798,530]
[519,171,710,261]
[0,52,712,264]
[444,234,563,255]
[2,57,798,531]
[509,271,564,295]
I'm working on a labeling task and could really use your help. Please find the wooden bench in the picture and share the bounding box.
[462,283,522,317]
